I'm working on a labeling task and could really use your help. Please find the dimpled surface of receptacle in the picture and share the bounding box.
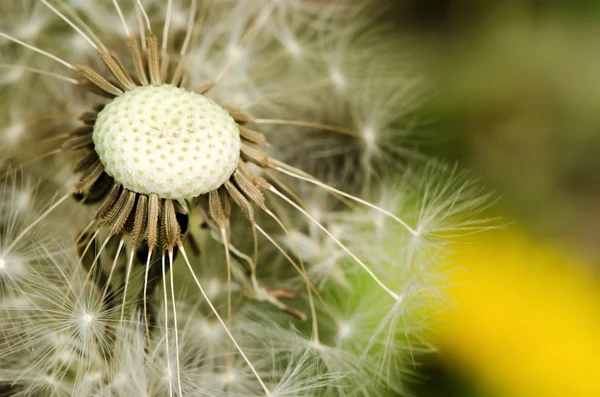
[93,85,241,199]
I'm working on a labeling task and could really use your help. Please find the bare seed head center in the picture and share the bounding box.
[93,85,241,199]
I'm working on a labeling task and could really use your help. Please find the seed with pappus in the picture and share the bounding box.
[0,1,491,396]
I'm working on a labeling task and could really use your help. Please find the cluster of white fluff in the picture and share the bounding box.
[0,1,492,396]
[0,166,487,397]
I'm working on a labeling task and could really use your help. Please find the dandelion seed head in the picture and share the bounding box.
[93,84,241,199]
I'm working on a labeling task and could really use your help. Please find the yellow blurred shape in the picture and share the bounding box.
[437,228,600,397]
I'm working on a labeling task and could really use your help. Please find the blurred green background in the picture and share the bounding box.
[381,1,600,396]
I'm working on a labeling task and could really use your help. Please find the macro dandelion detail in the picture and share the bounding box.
[0,1,491,396]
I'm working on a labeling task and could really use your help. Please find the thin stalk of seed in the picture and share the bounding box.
[168,249,183,396]
[270,186,402,302]
[274,166,419,236]
[0,32,73,69]
[0,64,78,84]
[161,252,174,397]
[179,244,273,397]
[54,0,108,51]
[41,0,98,50]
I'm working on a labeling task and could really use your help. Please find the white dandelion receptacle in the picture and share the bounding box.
[93,84,241,199]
